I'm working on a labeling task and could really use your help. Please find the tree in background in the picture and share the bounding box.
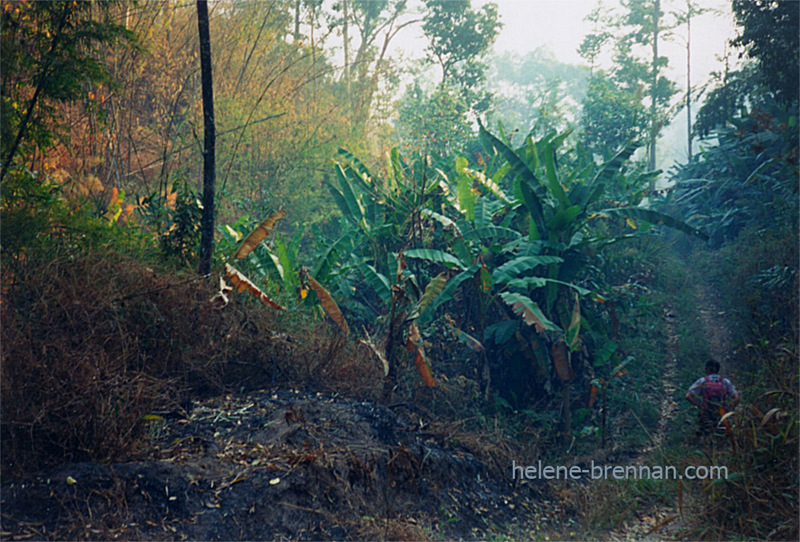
[693,0,798,138]
[577,0,676,168]
[422,0,500,92]
[1,1,133,181]
[487,48,589,141]
[347,0,415,128]
[580,73,648,157]
[731,0,799,107]
[578,1,613,76]
[670,0,711,161]
[396,0,500,155]
[396,82,472,156]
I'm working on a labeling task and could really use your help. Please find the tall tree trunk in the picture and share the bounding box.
[686,0,693,162]
[294,0,301,41]
[649,0,660,173]
[342,0,351,113]
[196,0,216,276]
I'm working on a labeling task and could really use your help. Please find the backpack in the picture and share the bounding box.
[702,375,727,415]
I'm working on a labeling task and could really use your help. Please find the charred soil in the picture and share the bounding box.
[1,389,570,540]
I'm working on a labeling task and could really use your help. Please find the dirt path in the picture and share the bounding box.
[645,305,680,455]
[608,273,737,541]
[604,304,688,542]
[695,280,735,368]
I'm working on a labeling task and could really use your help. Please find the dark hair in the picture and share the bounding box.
[706,359,720,373]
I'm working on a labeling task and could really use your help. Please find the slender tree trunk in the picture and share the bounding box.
[196,0,216,276]
[311,4,317,106]
[294,0,300,41]
[342,0,351,112]
[686,1,693,162]
[649,0,660,173]
[1,5,70,183]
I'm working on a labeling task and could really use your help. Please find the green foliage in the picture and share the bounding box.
[693,62,764,138]
[0,167,157,265]
[694,1,798,138]
[488,49,588,141]
[396,82,473,157]
[159,184,203,267]
[0,168,71,259]
[306,125,705,402]
[731,0,799,106]
[577,0,677,167]
[580,74,648,158]
[666,101,798,245]
[421,0,501,93]
[396,0,500,156]
[0,1,135,171]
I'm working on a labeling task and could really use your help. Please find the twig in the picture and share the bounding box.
[113,274,211,302]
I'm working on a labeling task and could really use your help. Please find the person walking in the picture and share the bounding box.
[686,359,740,437]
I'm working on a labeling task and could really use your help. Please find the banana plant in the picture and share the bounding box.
[458,124,708,423]
[321,131,707,397]
[213,210,288,312]
[478,122,706,308]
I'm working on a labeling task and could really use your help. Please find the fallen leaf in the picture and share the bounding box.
[234,209,286,260]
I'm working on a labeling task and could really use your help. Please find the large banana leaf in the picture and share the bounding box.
[337,147,372,180]
[334,166,366,226]
[233,209,286,260]
[544,142,570,211]
[492,255,564,284]
[505,276,591,296]
[312,228,361,284]
[520,180,547,240]
[456,174,476,220]
[421,208,461,236]
[546,205,582,233]
[274,238,298,290]
[462,225,521,242]
[404,248,466,270]
[500,291,559,333]
[418,272,449,316]
[583,143,638,210]
[595,207,708,241]
[480,124,541,188]
[358,262,392,304]
[387,147,404,187]
[253,244,285,284]
[458,161,513,206]
[474,198,491,229]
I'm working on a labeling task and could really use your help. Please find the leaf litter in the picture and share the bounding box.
[2,389,571,540]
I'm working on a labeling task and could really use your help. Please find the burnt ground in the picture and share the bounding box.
[1,389,571,541]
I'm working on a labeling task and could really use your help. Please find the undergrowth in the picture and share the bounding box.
[681,226,799,541]
[0,246,380,476]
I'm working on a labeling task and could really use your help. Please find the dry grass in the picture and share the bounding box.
[691,344,799,540]
[0,249,381,476]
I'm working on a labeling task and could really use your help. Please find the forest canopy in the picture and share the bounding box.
[1,1,797,540]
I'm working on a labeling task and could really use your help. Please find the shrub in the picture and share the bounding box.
[0,248,379,475]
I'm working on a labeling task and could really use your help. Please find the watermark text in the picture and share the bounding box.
[511,460,727,481]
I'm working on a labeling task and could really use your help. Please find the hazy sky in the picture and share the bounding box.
[390,0,739,166]
[490,0,602,64]
[397,0,737,82]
